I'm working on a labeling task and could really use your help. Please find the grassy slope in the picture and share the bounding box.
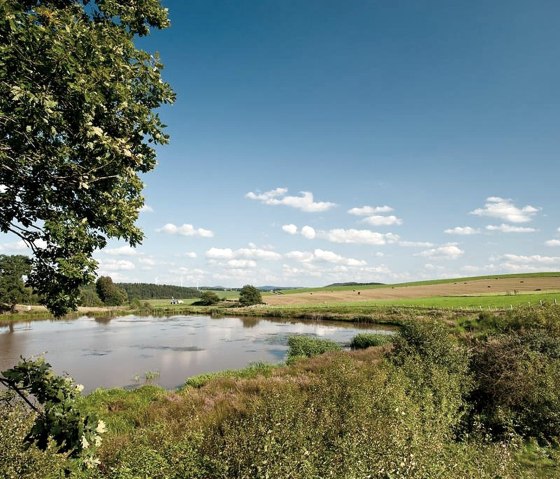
[273,272,560,295]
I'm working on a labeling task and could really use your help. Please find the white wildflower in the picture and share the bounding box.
[96,420,107,434]
[81,435,90,449]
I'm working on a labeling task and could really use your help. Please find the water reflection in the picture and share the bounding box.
[0,315,394,392]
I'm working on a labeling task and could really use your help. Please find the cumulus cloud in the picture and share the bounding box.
[361,215,403,226]
[205,247,281,261]
[398,241,435,248]
[140,204,154,213]
[348,205,393,216]
[470,197,539,223]
[323,229,400,245]
[416,243,464,260]
[103,245,138,256]
[545,240,560,247]
[184,251,198,258]
[282,224,298,235]
[286,249,366,267]
[486,224,537,233]
[500,254,560,265]
[246,187,336,212]
[0,240,28,252]
[301,225,316,239]
[157,223,214,238]
[444,226,481,235]
[97,259,135,271]
[227,259,257,269]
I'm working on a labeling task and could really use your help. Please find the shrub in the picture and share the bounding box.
[238,285,262,306]
[350,332,394,349]
[194,291,220,306]
[469,329,560,442]
[287,335,341,361]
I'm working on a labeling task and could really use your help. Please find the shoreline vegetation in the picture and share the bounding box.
[2,273,560,477]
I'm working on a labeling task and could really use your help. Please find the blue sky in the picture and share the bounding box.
[2,0,560,287]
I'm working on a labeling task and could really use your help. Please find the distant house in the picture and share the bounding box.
[170,298,184,305]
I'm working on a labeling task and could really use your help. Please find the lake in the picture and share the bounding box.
[0,315,393,392]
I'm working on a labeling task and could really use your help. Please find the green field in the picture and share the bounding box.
[273,272,560,295]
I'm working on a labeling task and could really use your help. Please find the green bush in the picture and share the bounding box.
[350,332,394,349]
[470,329,560,442]
[287,335,341,361]
[0,401,70,478]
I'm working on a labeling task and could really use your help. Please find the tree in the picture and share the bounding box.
[0,0,174,316]
[95,276,127,306]
[197,291,220,306]
[239,284,262,306]
[0,254,31,312]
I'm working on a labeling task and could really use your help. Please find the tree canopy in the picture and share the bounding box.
[0,254,31,311]
[95,276,127,306]
[0,0,174,316]
[239,284,262,306]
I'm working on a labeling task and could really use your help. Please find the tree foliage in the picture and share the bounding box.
[197,291,220,306]
[0,357,106,469]
[96,275,127,306]
[238,284,262,306]
[0,0,174,316]
[0,254,31,311]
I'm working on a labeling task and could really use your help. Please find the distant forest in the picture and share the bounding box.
[117,283,201,300]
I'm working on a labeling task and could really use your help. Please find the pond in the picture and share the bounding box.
[0,315,394,392]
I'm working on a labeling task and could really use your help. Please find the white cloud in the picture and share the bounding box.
[444,226,481,235]
[282,224,298,235]
[398,241,435,248]
[416,243,464,260]
[205,247,281,261]
[545,240,560,247]
[206,248,234,260]
[362,215,403,226]
[98,259,135,271]
[227,259,257,269]
[286,249,366,267]
[0,240,28,252]
[323,228,399,245]
[157,223,214,238]
[301,225,316,239]
[470,197,539,223]
[246,187,336,212]
[348,205,393,216]
[103,245,138,256]
[486,224,536,233]
[184,251,198,258]
[140,204,154,213]
[138,257,157,266]
[500,254,560,265]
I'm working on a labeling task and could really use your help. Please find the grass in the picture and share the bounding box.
[272,272,560,295]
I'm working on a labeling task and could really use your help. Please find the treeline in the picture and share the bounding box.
[116,283,201,300]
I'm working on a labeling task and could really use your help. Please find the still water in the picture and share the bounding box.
[0,315,393,392]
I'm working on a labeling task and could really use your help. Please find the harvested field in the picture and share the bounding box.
[264,276,560,306]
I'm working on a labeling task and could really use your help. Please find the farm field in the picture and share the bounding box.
[264,274,560,308]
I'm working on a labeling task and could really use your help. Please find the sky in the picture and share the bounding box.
[2,0,560,287]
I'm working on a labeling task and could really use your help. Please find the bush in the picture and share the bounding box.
[194,291,220,306]
[469,329,560,442]
[238,285,262,306]
[287,335,341,361]
[350,332,394,349]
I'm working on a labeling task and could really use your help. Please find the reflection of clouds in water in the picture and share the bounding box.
[1,314,392,391]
